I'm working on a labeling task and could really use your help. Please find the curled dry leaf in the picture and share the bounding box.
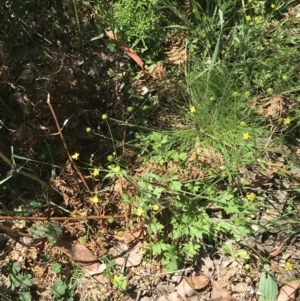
[176,278,197,298]
[270,243,286,257]
[105,30,144,69]
[56,240,106,275]
[186,274,210,290]
[277,280,300,301]
[212,280,237,301]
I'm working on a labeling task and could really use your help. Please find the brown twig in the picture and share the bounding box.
[46,93,91,193]
[0,223,33,238]
[0,215,126,221]
[0,151,56,193]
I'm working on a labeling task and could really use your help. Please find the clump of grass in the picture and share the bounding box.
[128,0,300,272]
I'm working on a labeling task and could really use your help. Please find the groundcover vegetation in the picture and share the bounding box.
[0,0,300,300]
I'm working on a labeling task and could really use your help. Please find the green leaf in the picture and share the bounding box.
[52,263,62,274]
[258,264,278,301]
[165,260,178,273]
[148,221,164,235]
[51,280,67,298]
[30,223,47,239]
[151,243,162,256]
[19,291,32,301]
[120,193,131,204]
[169,181,182,192]
[183,242,199,258]
[236,249,250,260]
[10,273,34,290]
[10,261,21,274]
[44,221,62,245]
[189,225,203,239]
[18,274,33,289]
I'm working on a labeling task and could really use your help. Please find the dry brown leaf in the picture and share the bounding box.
[56,240,106,275]
[105,30,144,69]
[148,63,166,79]
[176,278,197,298]
[164,36,187,65]
[212,280,237,301]
[270,244,286,257]
[277,280,300,301]
[186,274,210,290]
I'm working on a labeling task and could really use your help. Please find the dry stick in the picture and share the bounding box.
[46,93,90,193]
[0,151,56,193]
[0,223,33,238]
[0,215,125,221]
[265,124,277,148]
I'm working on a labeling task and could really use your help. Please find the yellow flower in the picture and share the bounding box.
[153,204,160,211]
[271,3,275,8]
[245,15,251,21]
[114,165,121,173]
[113,275,120,283]
[92,168,100,177]
[240,121,246,126]
[71,152,80,160]
[86,127,91,132]
[102,114,108,120]
[244,91,250,98]
[284,262,293,271]
[254,16,262,23]
[282,75,288,81]
[283,117,291,125]
[246,192,256,201]
[267,88,273,94]
[136,208,144,216]
[190,106,196,113]
[92,196,99,203]
[243,132,250,140]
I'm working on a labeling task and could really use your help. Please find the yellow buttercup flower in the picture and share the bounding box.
[254,16,262,23]
[190,106,196,113]
[71,152,80,160]
[245,15,251,21]
[246,192,256,201]
[284,262,293,271]
[86,127,91,132]
[92,196,99,203]
[114,165,121,173]
[271,3,275,8]
[113,275,120,283]
[282,75,288,81]
[153,204,160,211]
[92,168,100,177]
[136,208,144,216]
[243,133,250,140]
[283,117,291,125]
